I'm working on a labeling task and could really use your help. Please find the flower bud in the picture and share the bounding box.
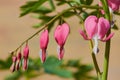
[10,56,17,72]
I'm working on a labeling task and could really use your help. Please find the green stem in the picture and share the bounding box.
[100,0,111,80]
[89,40,101,79]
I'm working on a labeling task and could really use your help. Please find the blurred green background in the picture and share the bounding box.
[0,0,120,80]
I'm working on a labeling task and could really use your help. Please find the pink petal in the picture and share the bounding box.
[17,52,22,60]
[12,56,17,62]
[40,30,49,49]
[23,58,28,71]
[101,33,114,42]
[10,56,17,72]
[79,30,89,40]
[98,17,110,39]
[39,49,46,63]
[16,52,22,70]
[84,16,98,39]
[23,45,29,59]
[10,63,15,72]
[54,23,70,46]
[16,61,20,71]
[108,0,120,11]
[57,46,64,60]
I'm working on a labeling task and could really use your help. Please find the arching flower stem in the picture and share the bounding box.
[10,5,102,55]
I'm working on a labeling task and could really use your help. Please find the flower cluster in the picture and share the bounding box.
[10,44,29,72]
[10,23,70,72]
[39,23,70,63]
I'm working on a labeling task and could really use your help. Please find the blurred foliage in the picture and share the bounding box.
[0,56,97,80]
[20,0,119,31]
[20,0,94,30]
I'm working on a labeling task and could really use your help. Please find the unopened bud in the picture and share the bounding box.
[10,56,17,72]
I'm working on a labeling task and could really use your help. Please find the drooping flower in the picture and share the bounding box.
[108,0,120,11]
[16,52,22,71]
[39,30,49,63]
[10,56,17,72]
[54,23,70,60]
[99,0,120,27]
[79,16,114,54]
[23,44,29,70]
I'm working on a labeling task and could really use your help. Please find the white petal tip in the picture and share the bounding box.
[93,47,99,54]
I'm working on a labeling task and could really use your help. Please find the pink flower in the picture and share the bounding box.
[108,0,120,11]
[23,44,29,70]
[79,16,114,54]
[10,56,17,72]
[39,30,49,63]
[99,0,120,27]
[54,23,70,60]
[16,52,22,71]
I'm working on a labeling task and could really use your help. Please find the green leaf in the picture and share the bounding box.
[32,15,56,30]
[66,60,79,67]
[56,0,67,6]
[73,65,94,80]
[0,56,12,69]
[86,0,93,5]
[43,56,73,78]
[49,0,55,10]
[80,0,93,5]
[5,71,22,80]
[20,0,48,17]
[81,12,88,20]
[63,11,75,18]
[32,6,53,14]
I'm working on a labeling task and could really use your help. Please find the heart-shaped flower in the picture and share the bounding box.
[79,16,114,54]
[108,0,120,11]
[39,30,49,63]
[54,23,70,60]
[23,44,29,70]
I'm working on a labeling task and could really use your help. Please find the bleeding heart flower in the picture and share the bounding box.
[54,23,70,60]
[10,56,17,72]
[39,30,49,63]
[108,0,120,11]
[99,0,120,27]
[16,52,22,71]
[79,16,114,54]
[23,44,29,70]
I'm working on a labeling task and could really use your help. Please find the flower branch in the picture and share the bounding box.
[11,5,102,55]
